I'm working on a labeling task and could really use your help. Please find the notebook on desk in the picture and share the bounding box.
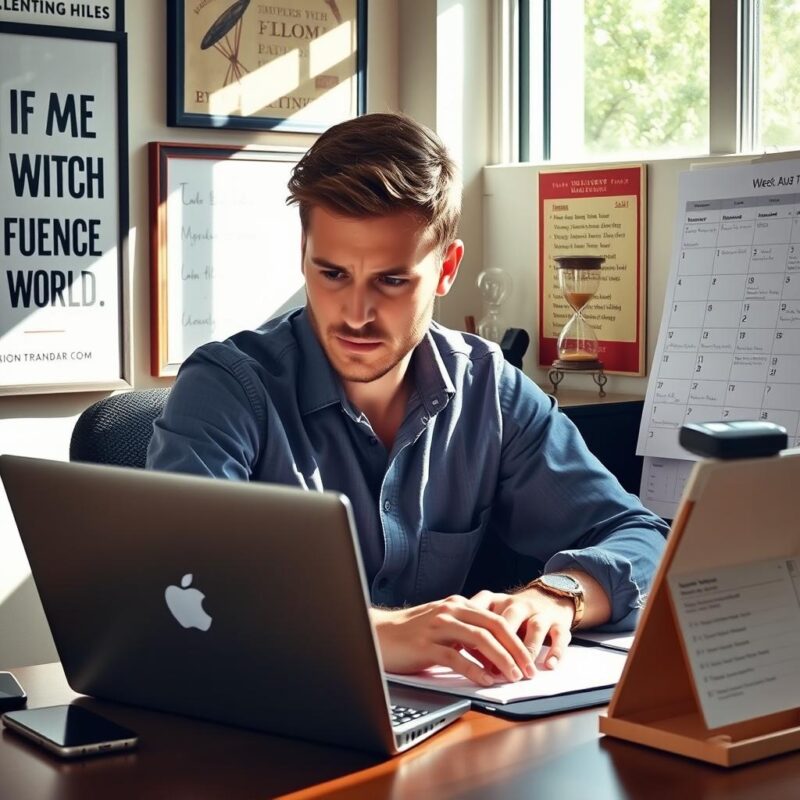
[0,455,469,756]
[387,642,626,704]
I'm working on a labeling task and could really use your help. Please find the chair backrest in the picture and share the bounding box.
[69,389,171,468]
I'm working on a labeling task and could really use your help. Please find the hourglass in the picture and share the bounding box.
[549,256,607,396]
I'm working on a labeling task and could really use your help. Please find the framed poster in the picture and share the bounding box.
[149,142,306,377]
[538,164,647,376]
[0,0,123,31]
[0,22,129,395]
[166,0,367,132]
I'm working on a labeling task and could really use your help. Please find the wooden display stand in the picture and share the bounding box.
[600,450,800,767]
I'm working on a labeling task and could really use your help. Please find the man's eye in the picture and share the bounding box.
[380,276,408,288]
[321,269,344,281]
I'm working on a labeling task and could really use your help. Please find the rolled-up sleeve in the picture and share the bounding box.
[493,363,668,630]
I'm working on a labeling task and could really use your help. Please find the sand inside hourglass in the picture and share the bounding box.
[563,291,595,312]
[554,256,604,367]
[558,350,597,361]
[561,291,597,360]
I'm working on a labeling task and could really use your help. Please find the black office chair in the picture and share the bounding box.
[69,389,171,468]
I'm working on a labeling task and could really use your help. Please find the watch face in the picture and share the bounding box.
[540,574,581,593]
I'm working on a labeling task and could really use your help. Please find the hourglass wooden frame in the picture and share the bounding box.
[548,256,607,396]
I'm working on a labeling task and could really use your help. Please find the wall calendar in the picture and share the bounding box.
[638,156,800,465]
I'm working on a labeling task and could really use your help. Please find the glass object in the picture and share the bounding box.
[523,0,710,161]
[757,1,800,150]
[554,256,604,367]
[476,268,512,344]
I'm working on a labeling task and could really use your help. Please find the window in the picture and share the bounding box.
[756,0,800,150]
[518,0,800,162]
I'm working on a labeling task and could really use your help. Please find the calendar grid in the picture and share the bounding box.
[638,164,800,461]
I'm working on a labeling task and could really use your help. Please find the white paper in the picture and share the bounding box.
[639,456,695,519]
[165,156,304,366]
[669,557,800,729]
[637,157,800,461]
[386,644,626,704]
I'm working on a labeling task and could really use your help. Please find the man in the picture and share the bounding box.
[147,113,668,688]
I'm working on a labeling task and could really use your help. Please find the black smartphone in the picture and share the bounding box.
[1,705,138,759]
[0,672,26,712]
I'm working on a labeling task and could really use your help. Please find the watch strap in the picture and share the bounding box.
[526,574,586,630]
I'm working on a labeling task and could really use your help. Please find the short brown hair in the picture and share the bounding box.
[287,113,461,252]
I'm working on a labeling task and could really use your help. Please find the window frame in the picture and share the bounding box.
[513,0,762,164]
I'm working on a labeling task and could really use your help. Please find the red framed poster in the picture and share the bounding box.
[538,164,646,375]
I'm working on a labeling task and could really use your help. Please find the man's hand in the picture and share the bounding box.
[468,588,574,673]
[372,571,611,685]
[371,597,536,686]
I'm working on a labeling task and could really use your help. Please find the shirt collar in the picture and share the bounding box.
[410,326,456,417]
[294,308,455,418]
[293,308,342,415]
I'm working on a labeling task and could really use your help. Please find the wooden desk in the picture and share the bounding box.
[3,664,800,799]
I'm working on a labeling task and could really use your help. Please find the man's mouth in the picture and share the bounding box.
[335,334,383,352]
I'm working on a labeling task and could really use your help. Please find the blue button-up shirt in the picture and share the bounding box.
[147,308,668,629]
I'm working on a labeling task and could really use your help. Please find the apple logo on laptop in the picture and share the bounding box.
[164,574,212,631]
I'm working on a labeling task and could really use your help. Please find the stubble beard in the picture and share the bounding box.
[307,297,434,385]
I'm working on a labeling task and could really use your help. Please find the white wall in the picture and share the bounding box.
[399,1,492,332]
[0,0,401,670]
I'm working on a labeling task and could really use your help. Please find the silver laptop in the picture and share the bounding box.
[0,455,469,755]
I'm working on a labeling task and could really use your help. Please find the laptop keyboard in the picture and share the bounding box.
[390,704,430,727]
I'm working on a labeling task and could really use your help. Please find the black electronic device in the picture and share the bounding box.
[0,672,26,712]
[500,328,530,369]
[679,420,788,460]
[2,705,138,759]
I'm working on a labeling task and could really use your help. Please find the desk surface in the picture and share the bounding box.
[1,663,798,799]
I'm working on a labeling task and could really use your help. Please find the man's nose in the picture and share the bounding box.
[342,285,376,328]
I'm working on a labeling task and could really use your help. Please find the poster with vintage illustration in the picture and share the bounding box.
[168,0,365,132]
[0,23,128,394]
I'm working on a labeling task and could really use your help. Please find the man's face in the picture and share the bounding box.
[302,206,461,384]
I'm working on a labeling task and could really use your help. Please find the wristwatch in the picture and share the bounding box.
[526,573,586,630]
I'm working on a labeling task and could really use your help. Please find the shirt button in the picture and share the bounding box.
[377,577,389,590]
[369,436,378,446]
[421,416,429,425]
[383,500,392,512]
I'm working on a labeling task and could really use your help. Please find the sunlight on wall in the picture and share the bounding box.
[0,416,74,605]
[436,2,465,168]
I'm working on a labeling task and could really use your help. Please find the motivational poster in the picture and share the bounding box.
[0,25,126,393]
[0,1,120,31]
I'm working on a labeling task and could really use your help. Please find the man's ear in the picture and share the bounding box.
[435,240,464,297]
[300,233,307,274]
